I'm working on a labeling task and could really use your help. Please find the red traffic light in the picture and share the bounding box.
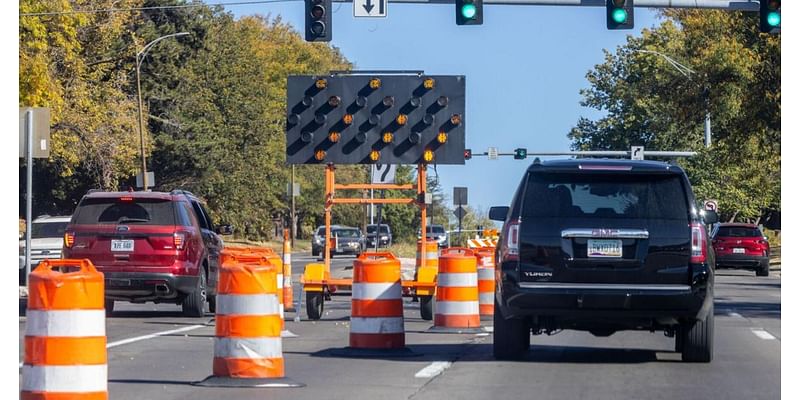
[464,149,472,160]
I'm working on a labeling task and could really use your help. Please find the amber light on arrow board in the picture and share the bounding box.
[369,78,381,89]
[315,78,327,89]
[423,149,434,163]
[328,132,341,143]
[437,132,448,144]
[343,114,354,125]
[369,150,380,162]
[396,114,408,125]
[382,132,394,143]
[315,150,326,161]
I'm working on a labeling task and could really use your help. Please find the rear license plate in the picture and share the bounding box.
[111,239,134,252]
[587,239,623,258]
[106,278,131,287]
[733,248,745,254]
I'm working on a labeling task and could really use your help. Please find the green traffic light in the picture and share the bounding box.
[461,4,477,19]
[612,8,628,24]
[767,12,781,27]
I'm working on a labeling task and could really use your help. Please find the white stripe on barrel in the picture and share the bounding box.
[352,282,402,300]
[434,301,480,315]
[22,365,107,392]
[216,294,280,315]
[214,337,283,359]
[350,317,405,334]
[477,268,494,280]
[479,293,494,305]
[25,309,106,337]
[437,272,478,287]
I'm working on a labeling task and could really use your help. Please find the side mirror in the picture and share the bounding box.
[216,224,234,235]
[489,206,510,222]
[703,210,719,225]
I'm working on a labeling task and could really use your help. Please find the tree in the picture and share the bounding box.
[569,10,779,222]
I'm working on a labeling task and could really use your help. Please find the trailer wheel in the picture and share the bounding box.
[306,291,324,320]
[420,295,433,321]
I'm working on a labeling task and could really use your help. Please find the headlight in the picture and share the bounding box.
[380,236,388,240]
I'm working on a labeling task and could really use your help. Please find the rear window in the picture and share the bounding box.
[73,198,176,225]
[715,227,762,238]
[521,172,689,220]
[367,225,390,234]
[31,222,68,239]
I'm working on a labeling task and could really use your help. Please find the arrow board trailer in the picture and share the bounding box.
[355,0,387,17]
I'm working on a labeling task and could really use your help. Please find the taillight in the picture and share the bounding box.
[690,222,707,263]
[64,231,75,249]
[500,218,520,262]
[174,232,186,250]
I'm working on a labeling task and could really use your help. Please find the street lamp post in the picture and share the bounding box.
[635,49,711,148]
[135,32,190,191]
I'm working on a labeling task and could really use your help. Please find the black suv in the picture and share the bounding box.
[489,159,717,362]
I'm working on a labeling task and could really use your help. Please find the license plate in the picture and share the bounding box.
[111,239,134,252]
[106,278,131,287]
[733,248,745,254]
[587,239,623,258]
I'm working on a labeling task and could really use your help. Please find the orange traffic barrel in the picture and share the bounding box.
[350,252,405,349]
[415,240,439,271]
[431,248,481,332]
[197,259,303,388]
[22,259,107,400]
[282,229,295,312]
[475,248,496,317]
[220,249,286,331]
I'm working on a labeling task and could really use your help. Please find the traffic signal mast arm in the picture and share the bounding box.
[330,0,759,11]
[465,150,698,157]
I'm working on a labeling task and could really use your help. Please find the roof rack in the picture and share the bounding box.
[86,189,104,194]
[170,189,195,197]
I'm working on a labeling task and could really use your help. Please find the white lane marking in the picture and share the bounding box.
[475,333,489,337]
[415,361,453,379]
[106,325,205,348]
[728,312,743,318]
[752,329,776,340]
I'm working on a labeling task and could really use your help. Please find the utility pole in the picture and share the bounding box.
[291,165,296,246]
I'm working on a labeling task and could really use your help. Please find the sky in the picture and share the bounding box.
[220,2,662,218]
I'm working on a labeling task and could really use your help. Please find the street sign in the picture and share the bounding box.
[19,107,50,158]
[453,187,468,205]
[703,199,718,212]
[453,205,467,220]
[136,172,155,189]
[354,0,386,17]
[286,74,466,165]
[488,147,498,160]
[372,164,396,184]
[287,183,301,197]
[631,145,644,160]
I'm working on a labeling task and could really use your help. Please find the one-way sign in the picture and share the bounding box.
[354,0,387,17]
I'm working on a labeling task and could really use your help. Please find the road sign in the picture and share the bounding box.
[372,164,396,184]
[453,187,468,205]
[136,172,155,189]
[703,199,718,212]
[286,74,466,165]
[453,205,467,220]
[488,147,498,160]
[19,107,50,158]
[631,145,644,160]
[354,0,386,17]
[287,183,301,197]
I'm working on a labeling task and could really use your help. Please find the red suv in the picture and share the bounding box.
[711,223,770,277]
[62,190,231,316]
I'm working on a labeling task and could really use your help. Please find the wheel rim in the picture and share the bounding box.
[200,273,207,303]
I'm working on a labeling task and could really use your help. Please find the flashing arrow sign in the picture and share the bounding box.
[354,0,386,17]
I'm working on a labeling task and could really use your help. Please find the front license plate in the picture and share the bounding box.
[733,248,745,254]
[111,239,134,252]
[587,239,623,258]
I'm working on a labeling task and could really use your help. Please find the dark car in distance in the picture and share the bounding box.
[62,190,232,317]
[311,225,365,258]
[366,224,392,248]
[711,223,770,276]
[490,159,718,362]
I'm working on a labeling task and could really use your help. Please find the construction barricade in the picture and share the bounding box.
[282,229,295,312]
[415,240,439,320]
[22,259,107,400]
[475,247,496,317]
[196,258,303,388]
[429,248,483,333]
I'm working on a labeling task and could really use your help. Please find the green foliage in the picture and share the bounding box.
[569,10,779,223]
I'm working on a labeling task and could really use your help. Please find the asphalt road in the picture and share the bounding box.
[19,254,781,399]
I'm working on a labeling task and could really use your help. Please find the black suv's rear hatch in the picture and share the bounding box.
[518,169,691,286]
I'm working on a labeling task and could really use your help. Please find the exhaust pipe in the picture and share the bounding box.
[155,284,169,294]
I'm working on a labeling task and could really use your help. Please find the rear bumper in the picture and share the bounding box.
[716,254,769,269]
[497,264,713,324]
[101,271,199,303]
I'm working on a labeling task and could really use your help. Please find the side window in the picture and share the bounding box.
[177,202,199,228]
[190,201,211,230]
[199,203,215,230]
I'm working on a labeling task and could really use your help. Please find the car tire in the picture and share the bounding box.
[208,294,217,314]
[182,272,207,318]
[306,291,324,320]
[104,300,115,317]
[312,247,319,257]
[493,298,530,360]
[680,304,714,363]
[757,261,770,277]
[420,295,433,321]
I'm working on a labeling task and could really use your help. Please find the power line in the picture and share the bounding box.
[20,0,302,17]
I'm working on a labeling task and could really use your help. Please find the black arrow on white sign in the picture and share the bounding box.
[363,0,374,13]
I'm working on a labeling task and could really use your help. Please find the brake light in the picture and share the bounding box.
[64,231,75,248]
[120,196,133,202]
[174,232,186,250]
[690,222,707,263]
[500,218,520,262]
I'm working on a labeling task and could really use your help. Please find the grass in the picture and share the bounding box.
[224,238,312,252]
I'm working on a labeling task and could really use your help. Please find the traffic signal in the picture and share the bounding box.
[305,0,331,42]
[456,0,483,25]
[760,0,781,34]
[464,149,472,160]
[513,148,527,160]
[606,0,634,30]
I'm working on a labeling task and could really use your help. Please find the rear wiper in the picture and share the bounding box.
[117,217,150,224]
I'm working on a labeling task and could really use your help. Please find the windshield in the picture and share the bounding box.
[31,221,69,239]
[332,229,360,238]
[367,225,390,234]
